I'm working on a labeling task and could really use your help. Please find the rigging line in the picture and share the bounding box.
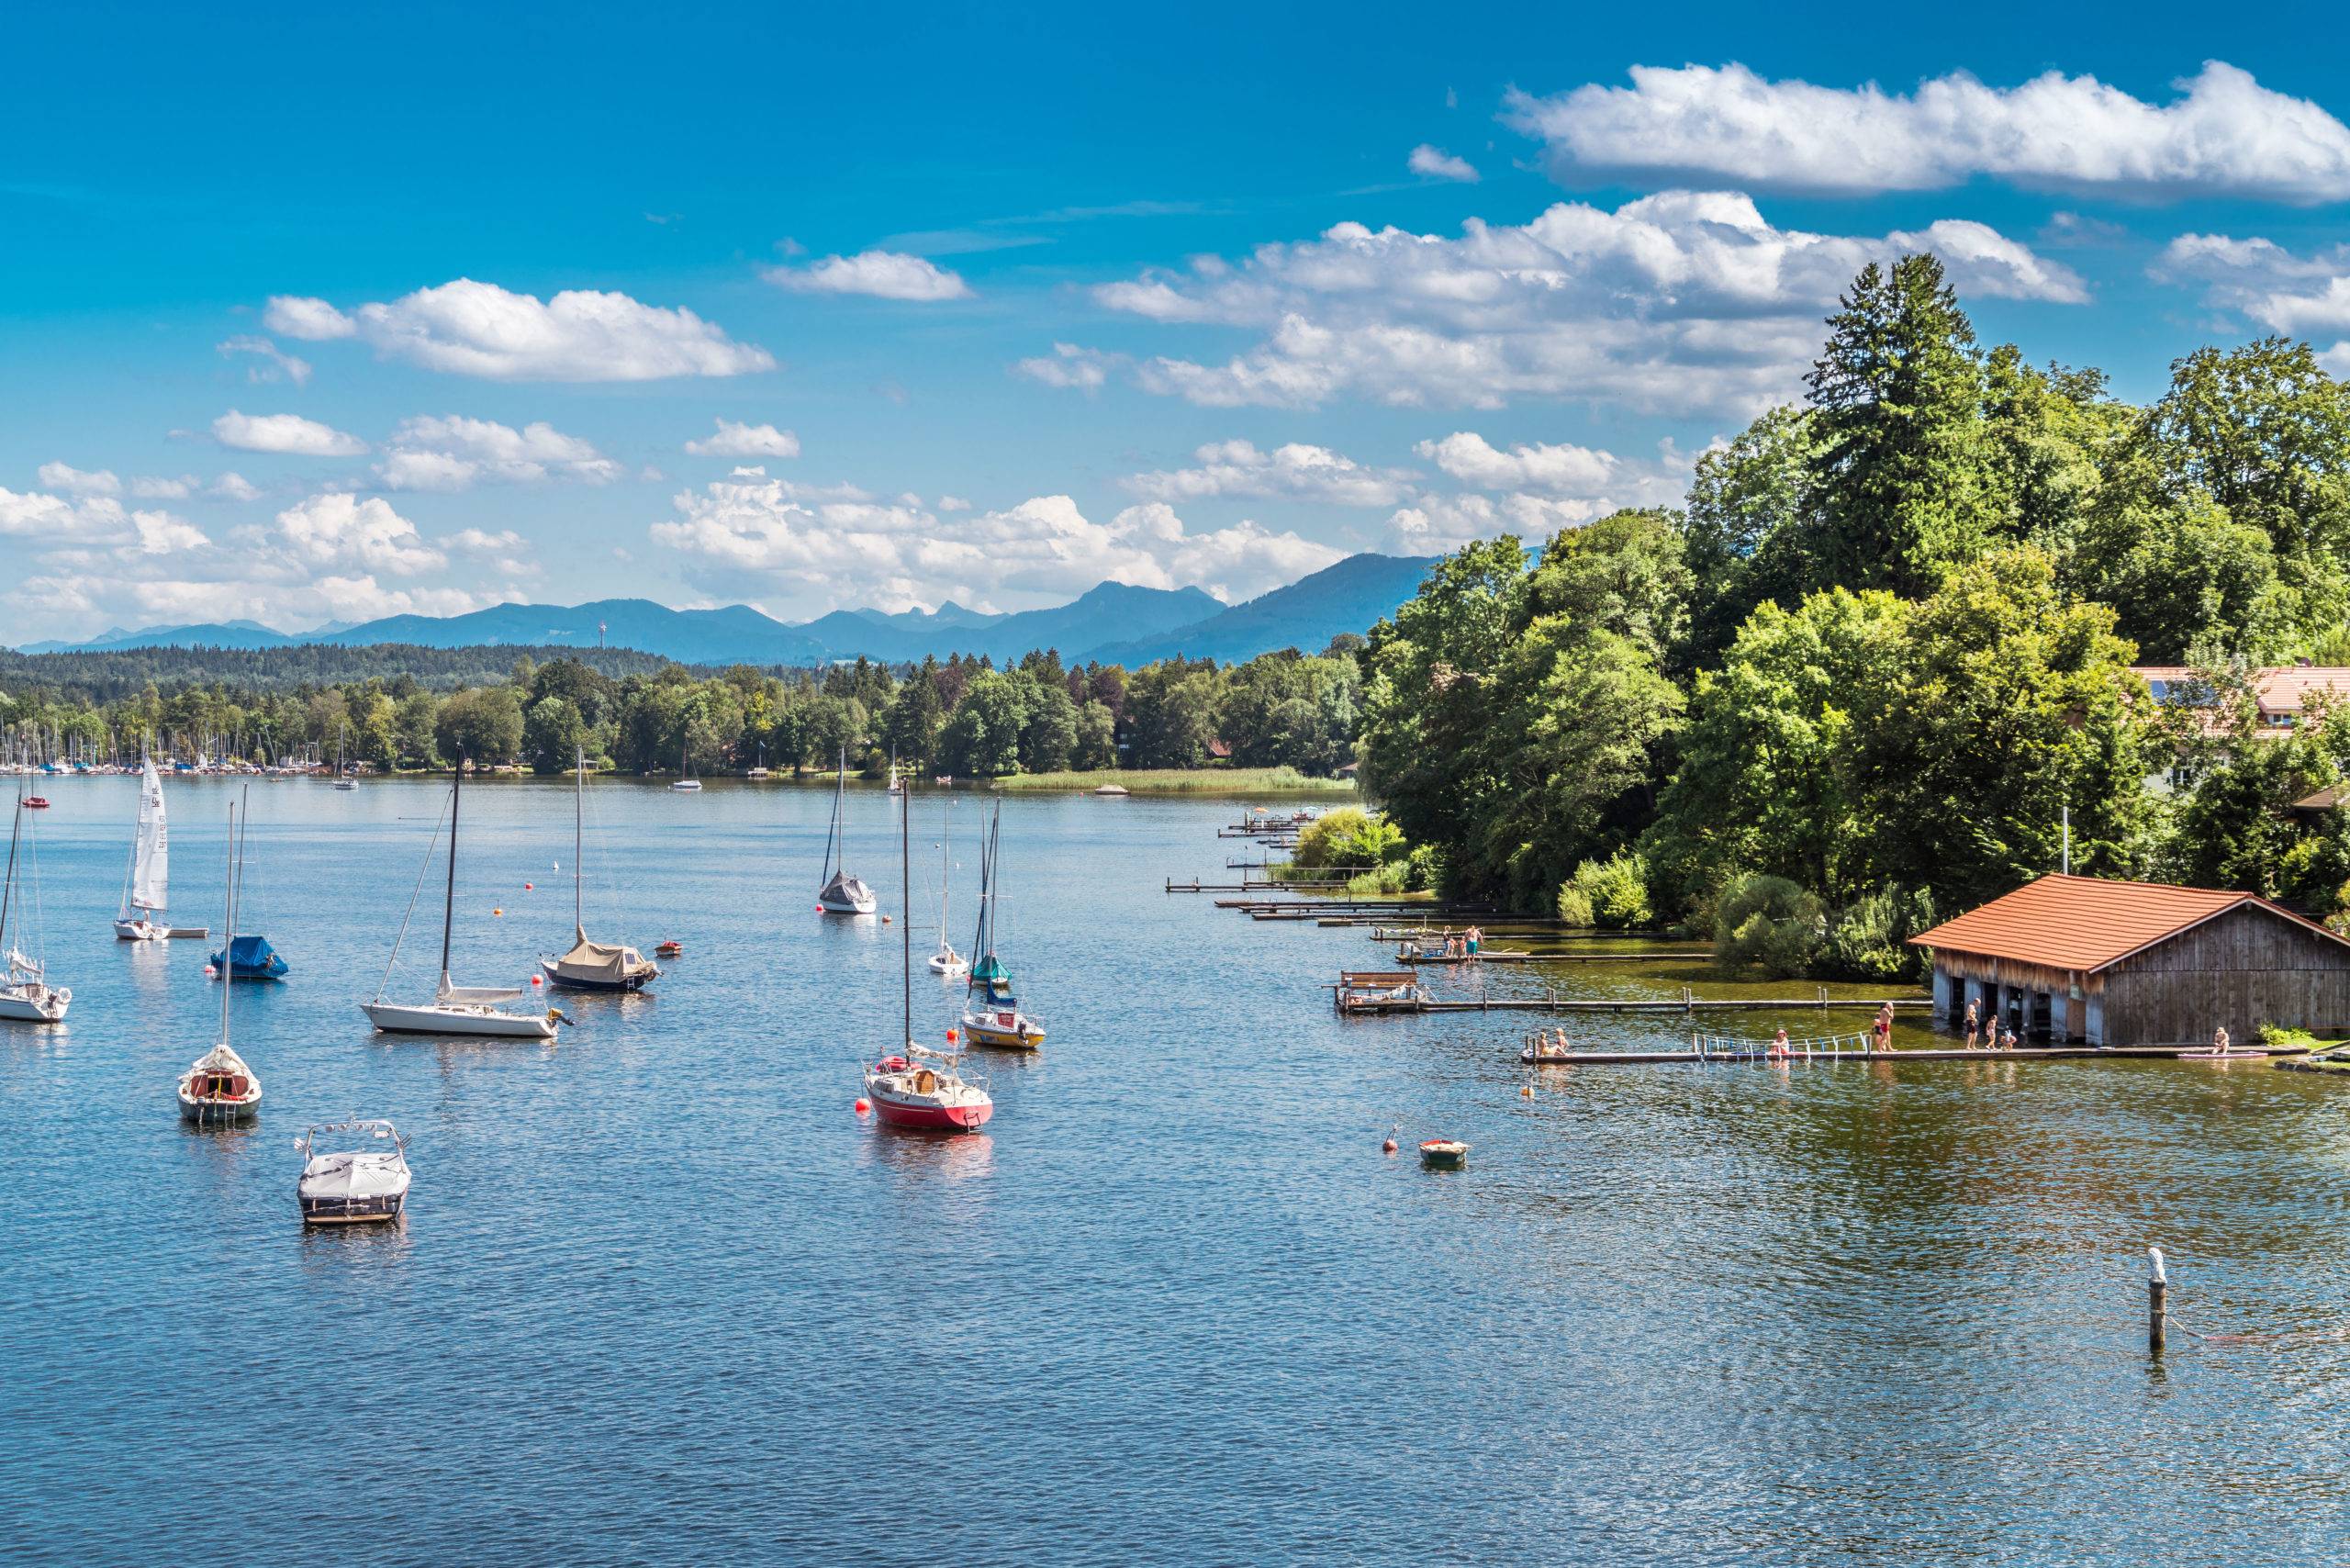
[375,787,453,1003]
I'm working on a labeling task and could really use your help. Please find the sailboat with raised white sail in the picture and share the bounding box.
[362,758,560,1039]
[116,757,201,940]
[179,790,262,1122]
[816,747,877,915]
[0,796,71,1023]
[541,746,660,991]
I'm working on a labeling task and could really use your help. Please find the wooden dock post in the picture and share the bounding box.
[2147,1248,2167,1355]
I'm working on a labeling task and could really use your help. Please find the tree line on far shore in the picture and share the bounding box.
[0,642,1365,782]
[1359,253,2350,979]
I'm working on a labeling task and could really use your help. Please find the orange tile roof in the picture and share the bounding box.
[1907,873,2350,973]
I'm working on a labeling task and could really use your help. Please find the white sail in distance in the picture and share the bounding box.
[130,759,169,912]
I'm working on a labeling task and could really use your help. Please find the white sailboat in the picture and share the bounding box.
[541,747,660,991]
[0,795,71,1023]
[115,757,199,939]
[927,804,967,975]
[333,722,357,790]
[180,791,262,1122]
[362,759,560,1039]
[669,737,702,791]
[816,747,878,915]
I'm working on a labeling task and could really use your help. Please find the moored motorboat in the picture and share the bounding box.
[208,933,289,980]
[1419,1138,1469,1170]
[297,1118,410,1224]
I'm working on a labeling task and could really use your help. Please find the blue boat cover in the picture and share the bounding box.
[213,935,288,976]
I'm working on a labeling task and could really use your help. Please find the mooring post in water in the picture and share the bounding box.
[2148,1247,2167,1355]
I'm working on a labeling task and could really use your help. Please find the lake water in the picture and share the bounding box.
[6,776,2350,1565]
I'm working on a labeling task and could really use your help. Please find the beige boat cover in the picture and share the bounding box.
[550,935,642,983]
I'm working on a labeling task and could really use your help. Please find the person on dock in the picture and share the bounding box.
[1466,924,1482,958]
[1963,1000,1980,1048]
[1999,1024,2018,1051]
[2213,1025,2232,1055]
[1770,1026,1792,1061]
[1872,1002,1894,1055]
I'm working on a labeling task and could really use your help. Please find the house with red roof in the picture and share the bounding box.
[1908,874,2350,1047]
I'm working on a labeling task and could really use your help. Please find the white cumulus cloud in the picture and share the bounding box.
[2153,232,2350,371]
[217,334,314,386]
[1415,431,1617,492]
[375,415,621,492]
[273,492,444,576]
[37,462,120,497]
[263,279,775,381]
[1090,192,2083,413]
[649,474,1339,616]
[1123,439,1414,507]
[763,249,973,301]
[1503,61,2350,203]
[213,409,369,457]
[1013,342,1120,391]
[685,418,801,458]
[1409,145,1479,183]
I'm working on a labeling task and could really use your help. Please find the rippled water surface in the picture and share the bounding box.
[7,777,2350,1565]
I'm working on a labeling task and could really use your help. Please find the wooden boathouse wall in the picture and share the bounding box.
[1930,902,2350,1047]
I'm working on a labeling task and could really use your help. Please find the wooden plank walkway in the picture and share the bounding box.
[1416,996,1933,1014]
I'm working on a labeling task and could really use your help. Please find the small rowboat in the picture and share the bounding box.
[655,939,684,958]
[22,797,48,810]
[1419,1138,1469,1170]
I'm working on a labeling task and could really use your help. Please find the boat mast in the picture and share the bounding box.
[219,793,239,1046]
[442,756,462,988]
[901,776,912,1048]
[574,745,586,942]
[0,798,20,958]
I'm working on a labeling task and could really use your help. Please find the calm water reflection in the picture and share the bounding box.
[4,775,2349,1564]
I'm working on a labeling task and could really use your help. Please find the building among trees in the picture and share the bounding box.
[1909,874,2350,1047]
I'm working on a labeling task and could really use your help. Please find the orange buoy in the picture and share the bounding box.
[946,1028,958,1044]
[882,914,891,924]
[492,908,503,916]
[854,1098,870,1114]
[1520,1085,1534,1098]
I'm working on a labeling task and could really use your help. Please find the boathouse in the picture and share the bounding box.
[1908,874,2350,1047]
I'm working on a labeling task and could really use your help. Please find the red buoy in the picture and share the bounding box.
[854,1099,870,1114]
[530,974,543,987]
[1382,1137,1398,1154]
[524,881,534,890]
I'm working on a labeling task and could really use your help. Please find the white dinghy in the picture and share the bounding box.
[0,796,69,1024]
[297,1118,410,1224]
[362,759,559,1041]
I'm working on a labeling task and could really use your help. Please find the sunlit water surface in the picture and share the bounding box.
[6,777,2350,1564]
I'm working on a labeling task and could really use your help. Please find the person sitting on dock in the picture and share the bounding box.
[1999,1024,2018,1051]
[2213,1025,2231,1056]
[1769,1026,1792,1061]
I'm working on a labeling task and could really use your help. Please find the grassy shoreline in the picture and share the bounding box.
[992,767,1357,795]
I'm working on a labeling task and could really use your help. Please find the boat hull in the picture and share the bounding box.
[0,988,70,1023]
[540,958,656,992]
[868,1092,993,1132]
[115,918,164,941]
[179,1089,262,1123]
[962,1019,1045,1050]
[361,1001,555,1039]
[817,895,877,915]
[300,1192,407,1225]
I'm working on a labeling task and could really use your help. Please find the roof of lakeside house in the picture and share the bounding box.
[1907,872,2350,973]
[2134,665,2350,722]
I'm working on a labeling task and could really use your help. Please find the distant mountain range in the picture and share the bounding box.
[17,553,1437,668]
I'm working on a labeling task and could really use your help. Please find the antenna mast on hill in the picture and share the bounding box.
[599,620,606,649]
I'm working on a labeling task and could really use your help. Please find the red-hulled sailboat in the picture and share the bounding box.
[863,779,992,1134]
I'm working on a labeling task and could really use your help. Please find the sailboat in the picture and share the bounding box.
[542,747,660,991]
[816,747,877,915]
[116,757,201,940]
[207,800,288,980]
[0,796,71,1023]
[362,758,559,1039]
[670,738,701,791]
[179,792,263,1122]
[961,799,1046,1049]
[864,781,993,1132]
[926,804,967,975]
[888,748,903,794]
[333,722,357,790]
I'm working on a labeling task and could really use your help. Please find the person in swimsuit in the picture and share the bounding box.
[1963,1000,1979,1048]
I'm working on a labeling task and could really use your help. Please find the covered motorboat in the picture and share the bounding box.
[178,1043,262,1123]
[209,933,288,980]
[297,1118,410,1224]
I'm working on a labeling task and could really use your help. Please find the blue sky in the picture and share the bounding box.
[9,0,2350,643]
